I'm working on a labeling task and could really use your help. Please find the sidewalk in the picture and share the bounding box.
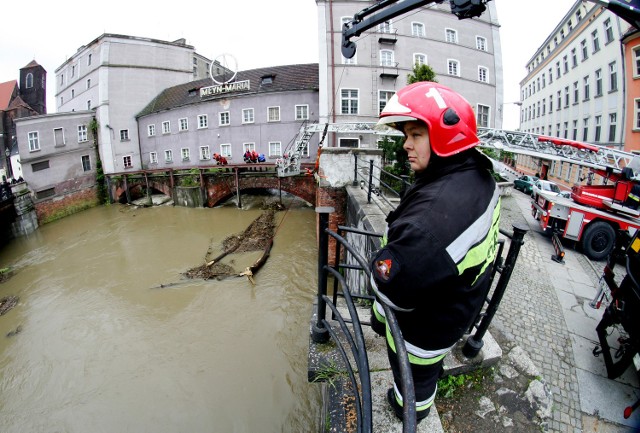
[495,191,639,432]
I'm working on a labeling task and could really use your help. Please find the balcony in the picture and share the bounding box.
[377,29,397,44]
[379,63,399,80]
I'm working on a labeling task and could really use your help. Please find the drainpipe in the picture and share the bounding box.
[330,0,336,148]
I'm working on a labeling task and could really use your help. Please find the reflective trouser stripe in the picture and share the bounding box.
[629,193,639,202]
[386,324,454,366]
[373,299,386,323]
[393,382,436,412]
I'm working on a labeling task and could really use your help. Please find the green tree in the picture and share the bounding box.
[407,63,438,84]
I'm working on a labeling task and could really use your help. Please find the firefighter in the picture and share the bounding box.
[370,82,501,423]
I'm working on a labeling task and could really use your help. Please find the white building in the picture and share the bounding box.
[519,1,627,149]
[316,0,503,148]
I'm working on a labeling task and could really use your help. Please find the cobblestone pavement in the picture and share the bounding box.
[494,193,584,433]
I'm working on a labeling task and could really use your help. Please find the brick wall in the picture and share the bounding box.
[35,187,99,224]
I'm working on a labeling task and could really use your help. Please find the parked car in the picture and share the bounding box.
[513,175,539,194]
[531,180,562,198]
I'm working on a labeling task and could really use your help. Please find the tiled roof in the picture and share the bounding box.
[137,63,319,118]
[0,81,18,111]
[21,60,41,69]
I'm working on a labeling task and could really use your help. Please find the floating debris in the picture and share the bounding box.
[0,295,18,316]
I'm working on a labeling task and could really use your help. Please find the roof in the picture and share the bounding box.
[0,80,18,111]
[21,60,41,69]
[137,63,319,118]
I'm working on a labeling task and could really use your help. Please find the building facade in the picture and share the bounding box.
[622,28,640,154]
[136,64,320,171]
[316,0,503,148]
[54,34,213,174]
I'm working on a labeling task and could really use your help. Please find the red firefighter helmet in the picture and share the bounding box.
[377,82,479,157]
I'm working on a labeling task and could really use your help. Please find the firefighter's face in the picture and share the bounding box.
[402,121,431,173]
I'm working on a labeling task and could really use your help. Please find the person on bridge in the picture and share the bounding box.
[369,82,501,423]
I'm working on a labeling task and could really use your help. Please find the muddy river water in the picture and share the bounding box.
[0,196,321,433]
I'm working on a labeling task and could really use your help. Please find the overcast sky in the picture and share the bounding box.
[0,0,577,130]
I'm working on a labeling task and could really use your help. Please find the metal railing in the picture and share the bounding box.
[353,153,411,208]
[312,208,417,433]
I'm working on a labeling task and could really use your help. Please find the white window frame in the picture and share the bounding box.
[378,20,392,33]
[150,152,158,164]
[28,131,40,152]
[242,108,255,124]
[219,111,230,126]
[162,121,171,134]
[243,142,256,153]
[340,89,359,115]
[123,155,132,169]
[78,125,88,143]
[179,117,189,131]
[220,143,232,158]
[379,90,394,114]
[81,155,91,172]
[267,106,280,122]
[445,28,458,44]
[476,104,490,128]
[634,98,640,130]
[120,129,129,141]
[447,59,460,76]
[198,114,208,129]
[200,145,211,160]
[609,61,618,92]
[476,36,487,51]
[295,104,309,120]
[411,22,425,37]
[181,148,190,161]
[633,45,640,78]
[147,124,156,136]
[413,53,427,66]
[164,150,173,163]
[380,50,394,67]
[269,141,282,157]
[478,66,489,83]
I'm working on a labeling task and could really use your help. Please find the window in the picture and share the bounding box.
[71,90,75,98]
[60,74,64,85]
[447,59,460,76]
[162,121,171,134]
[219,112,230,126]
[478,66,488,83]
[150,152,158,164]
[179,118,188,131]
[571,48,577,68]
[549,94,553,113]
[604,18,614,43]
[549,67,553,84]
[412,22,425,37]
[581,39,588,61]
[476,36,487,51]
[88,53,92,66]
[242,108,255,124]
[594,115,602,142]
[379,90,394,113]
[148,124,156,136]
[563,122,569,139]
[563,55,568,74]
[295,105,309,120]
[267,107,280,122]
[86,79,91,89]
[414,53,427,66]
[564,86,570,107]
[572,120,578,140]
[608,113,617,142]
[198,114,208,129]
[380,50,394,66]
[573,81,579,104]
[220,144,232,158]
[476,104,490,128]
[123,155,132,169]
[26,73,33,88]
[164,150,173,163]
[87,100,91,110]
[445,28,458,43]
[31,160,50,172]
[51,127,64,147]
[342,51,357,65]
[71,65,76,78]
[609,62,618,92]
[378,20,392,33]
[583,119,589,141]
[243,142,256,153]
[635,99,640,130]
[634,46,640,78]
[200,146,210,160]
[120,129,129,141]
[592,30,600,52]
[28,131,40,151]
[269,142,282,157]
[181,148,190,161]
[341,89,358,115]
[82,155,91,172]
[556,61,561,79]
[595,69,603,96]
[557,90,562,110]
[583,76,590,100]
[78,125,88,142]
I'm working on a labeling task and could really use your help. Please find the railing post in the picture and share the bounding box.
[367,160,374,203]
[463,222,528,358]
[400,175,409,198]
[353,153,359,186]
[312,207,334,343]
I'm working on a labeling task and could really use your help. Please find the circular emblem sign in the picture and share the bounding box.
[210,54,238,85]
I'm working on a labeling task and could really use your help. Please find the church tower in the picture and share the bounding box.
[19,61,46,115]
